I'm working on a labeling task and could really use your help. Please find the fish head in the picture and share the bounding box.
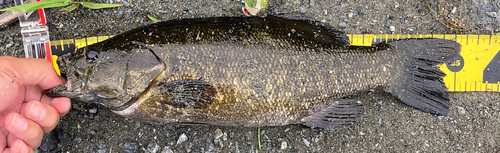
[47,45,131,108]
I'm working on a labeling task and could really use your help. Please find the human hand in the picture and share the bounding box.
[0,56,71,153]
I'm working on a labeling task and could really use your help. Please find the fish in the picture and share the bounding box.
[45,15,461,130]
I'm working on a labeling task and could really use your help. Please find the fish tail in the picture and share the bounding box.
[388,39,461,116]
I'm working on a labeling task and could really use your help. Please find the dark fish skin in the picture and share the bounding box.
[46,15,461,129]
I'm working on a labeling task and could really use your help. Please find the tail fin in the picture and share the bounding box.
[388,39,461,116]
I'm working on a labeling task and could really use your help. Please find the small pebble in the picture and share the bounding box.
[359,9,366,15]
[89,108,98,114]
[486,24,495,31]
[385,20,392,27]
[161,146,173,153]
[379,118,384,126]
[457,106,466,114]
[117,10,124,18]
[177,133,188,144]
[298,6,307,14]
[451,7,457,14]
[281,141,288,150]
[477,104,484,109]
[214,128,223,139]
[95,145,106,153]
[432,23,440,31]
[121,0,130,7]
[148,141,160,153]
[125,9,134,20]
[204,11,211,17]
[338,22,347,29]
[39,132,57,151]
[389,26,395,32]
[302,138,310,147]
[486,12,497,18]
[123,141,139,153]
[54,128,69,146]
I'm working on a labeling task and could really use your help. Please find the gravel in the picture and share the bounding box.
[147,141,160,153]
[123,141,139,153]
[338,21,347,29]
[0,0,499,152]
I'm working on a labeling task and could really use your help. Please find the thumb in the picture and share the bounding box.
[0,56,63,89]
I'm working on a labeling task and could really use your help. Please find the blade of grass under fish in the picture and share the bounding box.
[147,15,160,23]
[258,127,261,149]
[0,0,69,12]
[59,3,79,12]
[80,2,122,9]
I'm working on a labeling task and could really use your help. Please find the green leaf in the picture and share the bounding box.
[0,0,69,13]
[43,0,71,8]
[59,3,79,12]
[257,0,267,9]
[147,15,160,23]
[245,0,255,7]
[80,2,122,9]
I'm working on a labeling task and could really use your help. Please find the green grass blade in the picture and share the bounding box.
[0,0,69,12]
[59,3,79,12]
[43,0,71,8]
[80,2,122,9]
[258,127,261,149]
[147,15,160,23]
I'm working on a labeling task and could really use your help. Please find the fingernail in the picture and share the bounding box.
[28,102,47,121]
[14,141,30,153]
[10,114,27,132]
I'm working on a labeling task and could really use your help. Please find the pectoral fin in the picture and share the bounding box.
[158,79,217,109]
[301,99,363,130]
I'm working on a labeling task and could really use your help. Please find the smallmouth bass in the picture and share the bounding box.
[46,15,461,129]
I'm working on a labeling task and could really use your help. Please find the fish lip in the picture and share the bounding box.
[44,83,74,98]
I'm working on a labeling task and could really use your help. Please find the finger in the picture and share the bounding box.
[22,87,71,116]
[23,101,60,133]
[0,131,6,153]
[0,56,63,89]
[4,113,43,149]
[50,97,71,116]
[5,139,33,153]
[23,85,44,103]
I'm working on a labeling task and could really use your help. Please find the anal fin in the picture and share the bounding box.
[301,99,363,130]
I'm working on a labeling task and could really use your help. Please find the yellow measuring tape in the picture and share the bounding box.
[49,34,500,92]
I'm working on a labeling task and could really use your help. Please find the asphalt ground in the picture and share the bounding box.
[1,0,499,152]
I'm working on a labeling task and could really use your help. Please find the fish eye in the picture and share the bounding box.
[87,51,99,62]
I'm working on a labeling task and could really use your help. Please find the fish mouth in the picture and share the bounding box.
[45,76,86,98]
[45,70,95,102]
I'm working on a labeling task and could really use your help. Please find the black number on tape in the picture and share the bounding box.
[446,53,464,72]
